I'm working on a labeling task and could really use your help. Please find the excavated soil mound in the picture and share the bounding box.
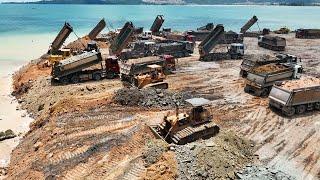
[280,76,320,90]
[174,131,254,180]
[66,37,108,51]
[252,64,287,74]
[113,88,193,108]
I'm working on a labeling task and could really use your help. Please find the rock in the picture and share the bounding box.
[34,141,43,151]
[38,104,44,111]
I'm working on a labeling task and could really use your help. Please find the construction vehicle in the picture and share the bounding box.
[48,22,73,64]
[244,63,303,97]
[199,25,244,61]
[240,53,300,77]
[149,98,220,145]
[150,15,165,35]
[51,51,120,84]
[296,28,320,39]
[197,23,214,31]
[88,19,106,40]
[222,31,243,44]
[269,78,320,116]
[274,27,290,34]
[258,35,286,51]
[154,41,194,58]
[240,16,258,34]
[109,22,135,55]
[119,40,156,60]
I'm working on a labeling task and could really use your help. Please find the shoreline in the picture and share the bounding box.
[0,60,34,169]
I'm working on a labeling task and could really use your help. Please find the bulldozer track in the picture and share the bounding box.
[121,160,146,180]
[49,145,91,165]
[50,121,138,145]
[62,157,98,180]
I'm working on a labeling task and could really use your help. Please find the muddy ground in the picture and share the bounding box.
[5,33,320,180]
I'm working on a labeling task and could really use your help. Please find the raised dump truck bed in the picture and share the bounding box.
[88,19,106,40]
[154,41,194,58]
[258,35,286,51]
[296,29,320,39]
[269,77,320,116]
[244,63,303,97]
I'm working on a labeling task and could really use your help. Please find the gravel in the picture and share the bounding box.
[236,165,296,180]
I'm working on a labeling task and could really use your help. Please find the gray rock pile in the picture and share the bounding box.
[236,165,296,180]
[114,88,193,108]
[0,129,16,141]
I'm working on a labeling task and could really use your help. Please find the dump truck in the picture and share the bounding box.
[120,57,170,89]
[109,22,135,55]
[51,51,120,84]
[88,19,106,40]
[296,29,320,39]
[119,40,156,60]
[48,22,73,64]
[199,25,244,61]
[274,27,290,34]
[154,41,194,58]
[150,15,165,35]
[240,16,258,34]
[197,23,214,31]
[149,98,220,145]
[222,31,243,44]
[269,77,320,116]
[258,35,286,51]
[244,63,303,97]
[240,53,300,77]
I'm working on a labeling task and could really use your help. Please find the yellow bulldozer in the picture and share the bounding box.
[135,64,168,89]
[149,98,220,145]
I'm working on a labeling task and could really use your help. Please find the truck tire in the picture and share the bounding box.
[60,77,69,84]
[296,105,306,114]
[315,102,320,110]
[261,88,269,97]
[70,75,80,84]
[106,72,115,79]
[93,73,102,81]
[283,107,295,117]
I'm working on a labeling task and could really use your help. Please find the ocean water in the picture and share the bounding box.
[0,4,320,61]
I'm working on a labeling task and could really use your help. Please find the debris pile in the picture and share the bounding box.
[236,165,296,180]
[66,37,108,51]
[113,88,193,108]
[280,76,320,90]
[174,131,254,180]
[253,64,287,73]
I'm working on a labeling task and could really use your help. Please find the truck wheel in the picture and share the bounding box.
[283,107,295,117]
[93,73,102,81]
[60,77,69,84]
[315,102,320,110]
[296,105,306,114]
[70,75,80,84]
[106,72,115,79]
[261,88,269,97]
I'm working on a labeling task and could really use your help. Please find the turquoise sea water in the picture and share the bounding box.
[0,4,320,61]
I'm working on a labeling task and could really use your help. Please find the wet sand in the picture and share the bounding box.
[0,60,33,168]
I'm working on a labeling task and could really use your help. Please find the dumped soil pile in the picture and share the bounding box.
[252,63,287,74]
[236,165,295,179]
[280,76,320,90]
[113,88,193,108]
[174,131,254,180]
[143,151,178,180]
[66,37,108,51]
[12,60,51,98]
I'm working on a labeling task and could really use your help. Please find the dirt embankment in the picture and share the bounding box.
[7,34,320,179]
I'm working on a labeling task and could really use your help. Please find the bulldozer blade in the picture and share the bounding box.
[144,82,168,89]
[148,125,168,143]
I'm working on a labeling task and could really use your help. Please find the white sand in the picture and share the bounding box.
[0,60,34,168]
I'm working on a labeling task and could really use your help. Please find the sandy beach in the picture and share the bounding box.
[0,60,34,168]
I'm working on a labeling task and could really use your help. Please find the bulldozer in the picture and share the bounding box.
[149,98,220,145]
[134,64,168,89]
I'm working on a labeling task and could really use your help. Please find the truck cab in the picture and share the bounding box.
[292,64,303,79]
[144,31,153,39]
[228,43,244,59]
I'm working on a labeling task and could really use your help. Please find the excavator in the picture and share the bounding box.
[149,98,220,145]
[199,25,244,61]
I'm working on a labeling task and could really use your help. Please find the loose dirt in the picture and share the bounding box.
[280,76,320,90]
